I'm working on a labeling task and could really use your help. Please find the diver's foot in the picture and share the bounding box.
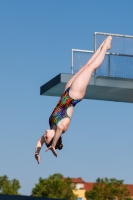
[104,36,112,50]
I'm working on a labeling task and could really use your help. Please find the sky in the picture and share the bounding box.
[0,0,133,196]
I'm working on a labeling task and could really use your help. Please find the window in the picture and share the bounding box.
[76,183,84,189]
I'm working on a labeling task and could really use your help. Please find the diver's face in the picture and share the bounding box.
[44,129,55,145]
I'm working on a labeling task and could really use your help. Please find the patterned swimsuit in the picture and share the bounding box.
[49,87,81,128]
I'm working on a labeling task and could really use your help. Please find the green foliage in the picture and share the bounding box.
[32,173,77,199]
[85,178,132,200]
[0,175,21,195]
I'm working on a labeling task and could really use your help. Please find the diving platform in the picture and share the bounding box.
[40,32,133,103]
[40,73,133,103]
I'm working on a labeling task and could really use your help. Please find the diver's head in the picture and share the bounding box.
[44,129,63,150]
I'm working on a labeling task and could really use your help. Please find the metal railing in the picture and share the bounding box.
[71,49,94,74]
[94,32,133,55]
[71,49,133,79]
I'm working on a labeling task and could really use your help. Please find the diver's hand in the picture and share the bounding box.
[35,154,41,164]
[45,146,57,157]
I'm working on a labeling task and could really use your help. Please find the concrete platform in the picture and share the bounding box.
[40,73,133,103]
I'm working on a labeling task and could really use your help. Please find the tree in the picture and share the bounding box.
[0,175,21,195]
[32,173,77,199]
[85,178,132,200]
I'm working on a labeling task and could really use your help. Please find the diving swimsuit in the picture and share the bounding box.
[49,87,81,128]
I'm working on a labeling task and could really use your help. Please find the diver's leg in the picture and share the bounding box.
[69,36,112,99]
[64,39,107,90]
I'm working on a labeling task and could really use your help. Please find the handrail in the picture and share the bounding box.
[71,49,133,79]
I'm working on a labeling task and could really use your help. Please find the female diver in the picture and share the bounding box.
[35,36,112,164]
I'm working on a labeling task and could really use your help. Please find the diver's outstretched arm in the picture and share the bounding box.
[35,136,45,164]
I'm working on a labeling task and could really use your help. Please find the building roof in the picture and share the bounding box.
[71,178,85,183]
[84,182,94,191]
[126,184,133,196]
